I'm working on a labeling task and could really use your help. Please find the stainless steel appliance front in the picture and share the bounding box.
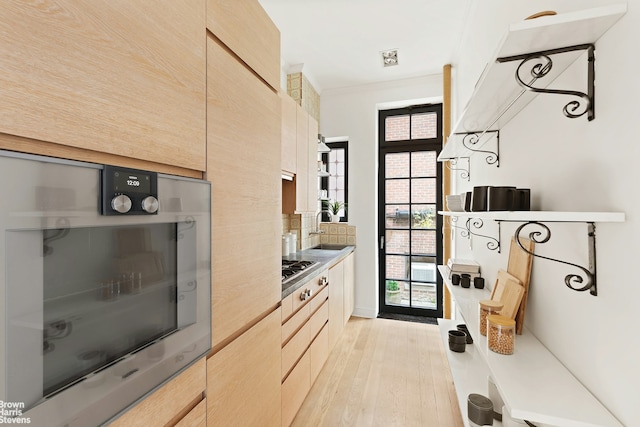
[0,150,211,426]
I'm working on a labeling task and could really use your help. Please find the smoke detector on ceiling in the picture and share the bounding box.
[381,49,398,67]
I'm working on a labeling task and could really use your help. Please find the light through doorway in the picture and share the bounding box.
[378,104,443,318]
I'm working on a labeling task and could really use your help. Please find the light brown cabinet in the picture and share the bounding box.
[207,309,282,426]
[281,272,330,427]
[281,93,298,175]
[328,261,345,349]
[206,0,280,91]
[0,1,206,172]
[206,34,281,349]
[283,105,319,213]
[343,252,355,325]
[108,358,206,427]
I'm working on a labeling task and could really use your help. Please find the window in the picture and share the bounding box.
[320,141,348,222]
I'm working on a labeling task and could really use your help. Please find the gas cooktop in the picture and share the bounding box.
[282,259,318,284]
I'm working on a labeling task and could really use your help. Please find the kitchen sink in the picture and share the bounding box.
[310,244,350,250]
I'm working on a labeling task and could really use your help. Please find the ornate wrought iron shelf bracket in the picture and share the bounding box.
[447,216,470,241]
[497,43,596,121]
[466,217,501,253]
[514,221,597,296]
[445,157,470,181]
[455,130,500,168]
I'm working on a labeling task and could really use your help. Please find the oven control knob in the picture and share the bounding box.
[141,196,159,214]
[111,194,132,213]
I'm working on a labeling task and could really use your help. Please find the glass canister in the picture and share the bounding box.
[479,300,503,336]
[487,314,516,355]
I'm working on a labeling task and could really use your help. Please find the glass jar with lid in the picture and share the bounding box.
[479,299,503,336]
[487,314,516,355]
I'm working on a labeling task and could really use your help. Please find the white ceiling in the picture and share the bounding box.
[258,0,472,92]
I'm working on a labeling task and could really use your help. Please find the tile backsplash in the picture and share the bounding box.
[283,214,356,252]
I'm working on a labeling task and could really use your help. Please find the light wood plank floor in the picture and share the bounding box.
[293,317,464,427]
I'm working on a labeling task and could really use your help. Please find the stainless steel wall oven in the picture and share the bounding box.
[0,150,211,426]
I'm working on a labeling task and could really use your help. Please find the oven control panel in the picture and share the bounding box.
[101,165,158,215]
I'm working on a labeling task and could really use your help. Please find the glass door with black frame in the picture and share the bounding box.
[378,105,443,319]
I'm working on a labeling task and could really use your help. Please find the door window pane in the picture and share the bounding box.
[385,230,409,254]
[411,151,437,177]
[411,205,436,229]
[385,115,410,141]
[410,178,436,204]
[411,230,436,256]
[410,112,438,139]
[385,179,409,204]
[385,205,410,229]
[385,153,409,178]
[385,255,408,281]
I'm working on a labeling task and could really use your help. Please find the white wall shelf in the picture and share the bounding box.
[437,318,502,427]
[439,210,625,295]
[438,266,623,427]
[438,4,627,162]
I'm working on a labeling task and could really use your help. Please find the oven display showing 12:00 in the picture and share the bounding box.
[127,177,141,187]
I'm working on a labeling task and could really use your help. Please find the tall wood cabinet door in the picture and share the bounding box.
[328,261,345,349]
[207,36,281,348]
[0,1,206,171]
[206,0,280,91]
[281,93,297,175]
[295,105,309,212]
[343,252,355,325]
[307,115,319,211]
[207,309,282,427]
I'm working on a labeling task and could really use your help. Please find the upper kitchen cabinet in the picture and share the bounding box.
[207,34,282,348]
[283,105,319,214]
[206,0,280,91]
[281,93,297,176]
[0,1,206,171]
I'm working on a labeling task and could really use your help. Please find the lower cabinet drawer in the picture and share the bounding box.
[307,299,329,339]
[175,398,206,427]
[281,350,310,427]
[282,321,310,380]
[310,323,329,385]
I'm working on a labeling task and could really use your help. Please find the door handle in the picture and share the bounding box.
[380,236,384,250]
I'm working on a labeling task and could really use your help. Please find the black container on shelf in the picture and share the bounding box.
[460,273,471,288]
[515,188,531,211]
[488,186,516,211]
[471,186,489,212]
[465,191,472,212]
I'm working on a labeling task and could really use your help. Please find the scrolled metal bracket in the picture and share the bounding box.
[447,216,470,241]
[498,43,595,121]
[466,218,501,253]
[514,221,597,296]
[445,157,470,181]
[458,131,500,167]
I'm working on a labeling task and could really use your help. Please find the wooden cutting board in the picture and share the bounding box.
[491,269,524,320]
[507,237,534,334]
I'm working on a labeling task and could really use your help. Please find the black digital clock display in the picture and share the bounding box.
[114,171,151,193]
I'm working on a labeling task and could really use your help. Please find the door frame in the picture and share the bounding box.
[377,104,444,318]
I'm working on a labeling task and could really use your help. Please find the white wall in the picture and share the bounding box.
[320,75,443,318]
[451,1,637,425]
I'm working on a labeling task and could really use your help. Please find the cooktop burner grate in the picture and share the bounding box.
[282,260,318,284]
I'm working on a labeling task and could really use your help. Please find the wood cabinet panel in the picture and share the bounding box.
[343,252,355,325]
[281,351,310,427]
[309,324,329,385]
[207,309,281,427]
[282,304,310,345]
[295,105,309,212]
[0,1,206,171]
[206,0,280,91]
[281,93,298,174]
[207,35,281,348]
[307,285,329,315]
[328,261,345,350]
[175,399,207,427]
[308,300,329,339]
[109,358,206,427]
[282,322,310,380]
[307,115,319,211]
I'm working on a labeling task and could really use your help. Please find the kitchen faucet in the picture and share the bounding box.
[310,210,332,234]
